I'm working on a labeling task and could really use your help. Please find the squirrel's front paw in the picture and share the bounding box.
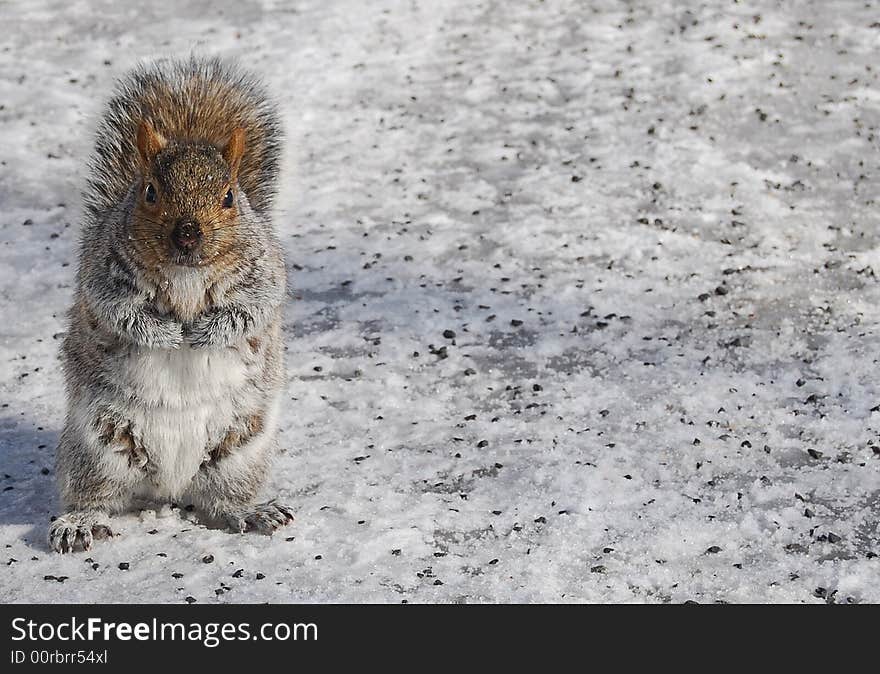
[143,317,184,350]
[223,501,294,535]
[185,314,217,349]
[162,328,185,350]
[48,513,115,553]
[186,307,253,349]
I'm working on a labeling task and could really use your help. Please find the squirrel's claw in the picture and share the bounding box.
[48,515,114,554]
[223,501,294,536]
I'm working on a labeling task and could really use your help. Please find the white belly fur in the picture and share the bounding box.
[123,343,251,408]
[114,343,268,499]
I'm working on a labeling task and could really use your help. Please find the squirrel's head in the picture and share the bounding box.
[129,120,247,268]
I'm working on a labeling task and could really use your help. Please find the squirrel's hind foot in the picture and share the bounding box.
[223,500,294,535]
[48,513,115,553]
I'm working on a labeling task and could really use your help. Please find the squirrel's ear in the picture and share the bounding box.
[223,127,246,180]
[136,121,166,169]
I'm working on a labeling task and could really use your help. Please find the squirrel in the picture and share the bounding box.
[49,56,293,553]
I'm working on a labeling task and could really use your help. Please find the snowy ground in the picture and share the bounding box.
[1,0,880,604]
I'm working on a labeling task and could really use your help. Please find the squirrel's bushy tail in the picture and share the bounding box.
[85,55,282,218]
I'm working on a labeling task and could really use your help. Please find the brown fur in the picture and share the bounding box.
[86,57,281,220]
[94,416,148,470]
[207,412,266,465]
[129,144,243,269]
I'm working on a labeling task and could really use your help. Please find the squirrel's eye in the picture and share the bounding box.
[222,189,234,209]
[144,183,157,204]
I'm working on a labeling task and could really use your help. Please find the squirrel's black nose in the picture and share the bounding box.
[171,220,203,253]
